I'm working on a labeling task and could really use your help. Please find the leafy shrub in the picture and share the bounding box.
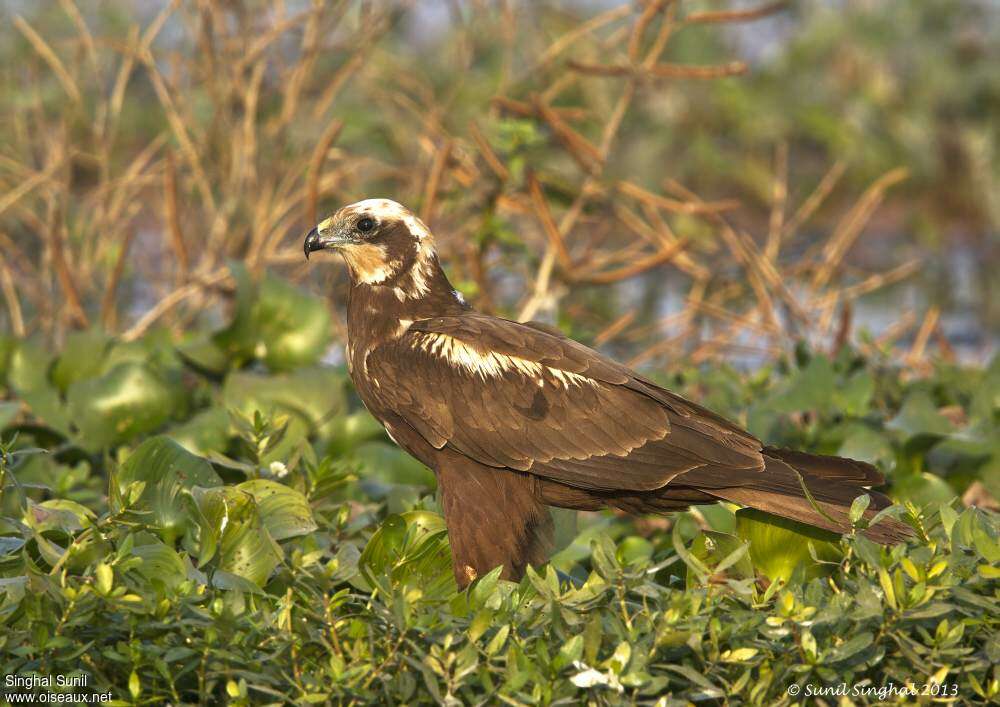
[1,271,998,705]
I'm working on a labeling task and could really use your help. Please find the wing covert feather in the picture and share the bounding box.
[366,314,763,491]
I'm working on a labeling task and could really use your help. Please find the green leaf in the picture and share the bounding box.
[176,334,231,376]
[767,355,835,414]
[484,625,509,656]
[95,562,113,595]
[222,367,346,459]
[615,536,653,567]
[167,407,232,456]
[351,441,436,488]
[68,362,183,451]
[191,486,282,586]
[887,391,954,441]
[837,424,893,465]
[892,472,956,509]
[131,533,186,591]
[235,479,317,541]
[833,370,875,416]
[359,511,455,599]
[828,631,874,662]
[689,530,753,584]
[115,436,221,544]
[555,635,583,670]
[6,338,53,393]
[213,265,331,371]
[735,508,842,584]
[849,494,872,525]
[51,329,111,392]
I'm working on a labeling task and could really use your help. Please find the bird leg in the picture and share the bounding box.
[436,460,553,587]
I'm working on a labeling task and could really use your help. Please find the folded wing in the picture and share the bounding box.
[366,314,764,491]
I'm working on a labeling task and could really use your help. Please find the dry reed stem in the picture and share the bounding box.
[532,96,603,173]
[139,48,216,214]
[616,180,739,215]
[613,202,707,278]
[765,142,788,262]
[122,270,231,342]
[532,4,631,72]
[813,259,921,309]
[567,60,747,80]
[489,96,588,121]
[13,16,82,105]
[99,228,136,330]
[875,311,917,348]
[594,309,637,346]
[629,0,672,62]
[48,207,89,329]
[0,253,25,337]
[421,140,453,223]
[812,167,908,289]
[908,306,941,364]
[163,151,189,277]
[782,160,846,239]
[527,174,573,271]
[467,121,510,182]
[57,0,97,73]
[574,239,689,285]
[685,1,788,24]
[0,159,66,220]
[306,120,345,226]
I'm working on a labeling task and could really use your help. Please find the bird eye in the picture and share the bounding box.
[357,217,376,234]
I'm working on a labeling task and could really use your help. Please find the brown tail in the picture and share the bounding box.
[674,453,913,544]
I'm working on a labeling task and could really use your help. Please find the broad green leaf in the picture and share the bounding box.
[236,479,317,541]
[891,472,957,508]
[616,536,653,567]
[887,391,954,441]
[222,367,346,459]
[832,370,875,416]
[68,362,183,450]
[736,508,842,584]
[213,265,331,371]
[837,423,893,465]
[6,339,53,393]
[351,441,436,488]
[131,533,186,591]
[0,400,20,429]
[24,499,95,533]
[689,530,753,586]
[95,563,114,595]
[324,410,387,457]
[51,329,111,392]
[176,335,231,376]
[191,485,282,586]
[767,355,835,414]
[115,436,221,544]
[167,407,232,456]
[359,510,455,599]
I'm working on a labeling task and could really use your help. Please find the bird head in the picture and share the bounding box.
[304,199,438,295]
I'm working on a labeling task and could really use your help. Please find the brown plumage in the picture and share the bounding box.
[304,199,911,587]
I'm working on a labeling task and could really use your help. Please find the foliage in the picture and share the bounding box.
[1,272,998,705]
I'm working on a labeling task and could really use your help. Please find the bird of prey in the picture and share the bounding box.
[304,198,910,587]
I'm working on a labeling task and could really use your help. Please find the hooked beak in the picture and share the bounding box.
[303,227,321,259]
[303,224,354,260]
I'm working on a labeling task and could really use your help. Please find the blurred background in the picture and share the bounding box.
[1,6,999,698]
[1,0,997,368]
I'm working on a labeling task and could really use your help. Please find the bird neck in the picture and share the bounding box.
[346,253,469,346]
